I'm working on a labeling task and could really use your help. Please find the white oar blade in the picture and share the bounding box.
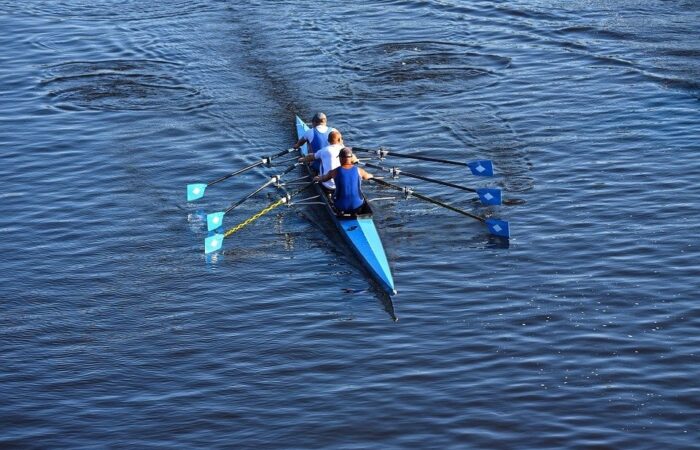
[206,211,225,231]
[187,183,208,201]
[476,188,502,206]
[204,233,224,254]
[485,218,510,238]
[467,160,494,177]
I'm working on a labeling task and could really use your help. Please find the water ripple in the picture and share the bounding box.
[40,60,212,112]
[2,0,700,448]
[0,0,218,21]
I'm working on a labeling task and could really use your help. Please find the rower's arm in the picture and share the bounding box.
[359,168,374,180]
[293,137,308,151]
[298,153,315,163]
[315,169,336,183]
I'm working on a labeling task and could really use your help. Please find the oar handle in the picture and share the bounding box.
[354,147,468,167]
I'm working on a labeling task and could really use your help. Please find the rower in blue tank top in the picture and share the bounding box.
[315,147,374,214]
[291,112,335,172]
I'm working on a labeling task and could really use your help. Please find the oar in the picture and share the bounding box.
[353,147,494,176]
[370,178,510,238]
[204,181,315,254]
[206,163,300,231]
[361,161,501,206]
[187,147,296,201]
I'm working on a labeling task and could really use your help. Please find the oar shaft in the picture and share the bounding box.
[371,178,485,223]
[362,162,476,194]
[413,191,484,222]
[280,162,301,176]
[275,155,301,165]
[354,147,468,167]
[208,148,295,187]
[225,179,274,214]
[222,181,315,238]
[273,147,296,158]
[224,162,300,214]
[286,181,316,198]
[208,160,264,187]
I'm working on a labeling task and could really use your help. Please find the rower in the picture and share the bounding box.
[299,130,345,191]
[292,112,335,171]
[315,147,373,214]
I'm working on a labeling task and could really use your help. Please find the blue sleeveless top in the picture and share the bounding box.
[333,166,364,212]
[311,127,332,153]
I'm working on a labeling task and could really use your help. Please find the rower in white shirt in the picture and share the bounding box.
[298,130,345,190]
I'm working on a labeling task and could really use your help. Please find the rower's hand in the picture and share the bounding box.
[313,176,321,183]
[298,156,306,163]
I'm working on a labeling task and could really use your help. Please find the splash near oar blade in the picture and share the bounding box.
[205,233,225,254]
[476,188,502,206]
[206,211,225,231]
[187,183,208,201]
[485,218,510,238]
[467,160,494,177]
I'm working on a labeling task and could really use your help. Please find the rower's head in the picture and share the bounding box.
[340,147,354,162]
[328,130,342,145]
[312,112,327,126]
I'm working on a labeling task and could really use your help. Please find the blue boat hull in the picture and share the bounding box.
[295,116,396,295]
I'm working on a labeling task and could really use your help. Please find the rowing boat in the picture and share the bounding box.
[196,117,507,308]
[295,116,397,296]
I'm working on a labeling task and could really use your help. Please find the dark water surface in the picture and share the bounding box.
[2,1,699,448]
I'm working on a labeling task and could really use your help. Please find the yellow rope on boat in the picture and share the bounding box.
[223,198,286,238]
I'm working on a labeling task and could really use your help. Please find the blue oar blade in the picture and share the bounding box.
[485,218,510,238]
[476,188,502,206]
[206,211,226,232]
[187,183,208,201]
[204,233,225,254]
[467,160,494,177]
